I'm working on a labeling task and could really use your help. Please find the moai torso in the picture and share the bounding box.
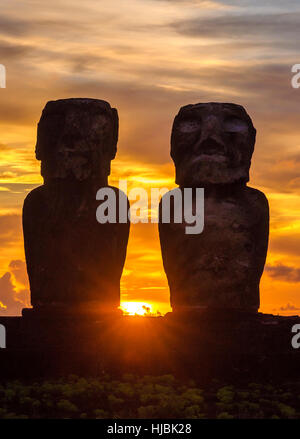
[23,98,130,313]
[159,103,269,312]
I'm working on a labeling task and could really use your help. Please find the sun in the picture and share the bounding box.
[120,302,153,316]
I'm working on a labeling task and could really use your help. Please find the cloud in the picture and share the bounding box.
[0,214,22,247]
[0,55,297,172]
[265,263,300,283]
[269,234,300,258]
[219,0,300,8]
[0,172,17,179]
[171,12,300,42]
[9,259,29,287]
[0,262,30,316]
[0,41,33,59]
[0,13,99,39]
[0,16,30,37]
[253,154,300,194]
[152,0,223,5]
[153,0,300,7]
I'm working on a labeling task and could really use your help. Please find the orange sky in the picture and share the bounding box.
[0,0,300,316]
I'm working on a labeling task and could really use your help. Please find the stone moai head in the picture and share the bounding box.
[36,98,119,184]
[171,102,256,186]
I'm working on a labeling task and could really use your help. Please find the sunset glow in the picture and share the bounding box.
[0,0,299,317]
[120,302,155,316]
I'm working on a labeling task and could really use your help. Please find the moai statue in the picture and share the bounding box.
[159,103,269,312]
[23,98,130,315]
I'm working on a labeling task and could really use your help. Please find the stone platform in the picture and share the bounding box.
[0,310,299,382]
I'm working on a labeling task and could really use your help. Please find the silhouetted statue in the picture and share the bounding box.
[159,103,269,312]
[23,98,130,314]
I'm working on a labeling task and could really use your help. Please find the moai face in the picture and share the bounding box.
[171,102,256,186]
[36,98,119,183]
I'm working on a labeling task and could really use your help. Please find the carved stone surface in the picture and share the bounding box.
[159,103,269,312]
[23,98,130,313]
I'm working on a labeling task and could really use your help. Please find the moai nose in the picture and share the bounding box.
[201,115,222,141]
[204,115,218,131]
[194,115,225,152]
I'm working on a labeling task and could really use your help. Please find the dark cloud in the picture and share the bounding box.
[0,16,29,37]
[0,14,95,39]
[171,12,300,41]
[160,0,300,5]
[252,153,300,194]
[269,235,300,258]
[226,0,299,5]
[221,0,300,7]
[0,41,33,59]
[279,303,300,312]
[152,0,219,3]
[153,0,299,6]
[265,263,300,283]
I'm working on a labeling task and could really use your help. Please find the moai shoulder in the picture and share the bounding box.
[159,102,269,313]
[23,98,130,315]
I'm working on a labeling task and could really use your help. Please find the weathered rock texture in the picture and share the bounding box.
[159,103,269,312]
[23,98,130,313]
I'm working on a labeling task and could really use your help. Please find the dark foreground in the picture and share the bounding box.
[1,311,300,381]
[0,374,299,419]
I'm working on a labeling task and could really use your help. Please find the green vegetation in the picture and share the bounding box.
[0,375,299,419]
